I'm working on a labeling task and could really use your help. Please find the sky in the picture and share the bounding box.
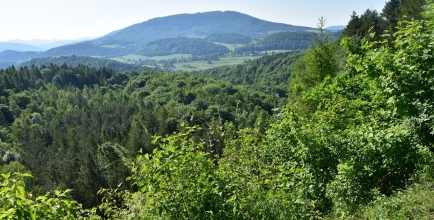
[0,0,387,41]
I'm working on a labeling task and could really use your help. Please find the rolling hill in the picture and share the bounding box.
[0,42,44,52]
[0,11,317,65]
[93,11,315,47]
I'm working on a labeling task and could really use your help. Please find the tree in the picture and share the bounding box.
[288,17,342,113]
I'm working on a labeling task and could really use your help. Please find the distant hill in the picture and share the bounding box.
[0,11,316,63]
[0,50,39,62]
[325,25,346,30]
[5,37,96,50]
[93,11,315,47]
[135,37,230,56]
[0,42,44,52]
[18,55,152,73]
[40,41,133,57]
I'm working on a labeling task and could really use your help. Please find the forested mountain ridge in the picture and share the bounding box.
[135,37,230,56]
[18,55,153,73]
[205,33,252,44]
[93,11,315,46]
[0,11,316,64]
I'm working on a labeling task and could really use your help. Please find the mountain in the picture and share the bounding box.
[0,42,44,52]
[0,11,317,64]
[0,50,39,62]
[93,11,315,47]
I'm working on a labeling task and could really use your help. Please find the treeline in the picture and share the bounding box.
[135,37,230,56]
[18,55,152,73]
[342,0,426,44]
[205,33,252,44]
[234,31,341,54]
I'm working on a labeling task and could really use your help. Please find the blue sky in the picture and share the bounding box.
[1,0,386,41]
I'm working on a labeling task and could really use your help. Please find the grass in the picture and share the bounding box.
[174,56,258,72]
[102,44,125,48]
[214,42,246,51]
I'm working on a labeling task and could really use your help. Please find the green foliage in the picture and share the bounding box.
[124,126,221,219]
[234,31,341,54]
[196,51,304,99]
[0,172,81,219]
[343,0,427,46]
[289,18,343,112]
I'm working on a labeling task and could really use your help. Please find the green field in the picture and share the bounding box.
[111,53,261,71]
[174,56,257,71]
[111,54,192,62]
[214,42,246,51]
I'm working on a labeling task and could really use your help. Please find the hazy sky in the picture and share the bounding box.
[1,0,386,41]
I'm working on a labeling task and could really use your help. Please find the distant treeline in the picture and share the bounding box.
[205,33,252,44]
[135,37,230,56]
[18,55,152,73]
[234,31,341,54]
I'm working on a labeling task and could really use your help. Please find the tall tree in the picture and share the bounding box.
[288,17,342,113]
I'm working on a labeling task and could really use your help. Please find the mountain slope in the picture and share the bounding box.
[135,37,230,56]
[0,11,316,63]
[93,11,315,46]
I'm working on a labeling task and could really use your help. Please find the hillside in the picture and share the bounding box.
[0,50,39,62]
[0,11,316,64]
[195,51,305,97]
[93,11,315,47]
[135,37,230,56]
[18,55,152,73]
[205,33,252,44]
[234,31,342,54]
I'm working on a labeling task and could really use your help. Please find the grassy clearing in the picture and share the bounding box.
[214,42,246,51]
[174,56,258,72]
[102,44,125,48]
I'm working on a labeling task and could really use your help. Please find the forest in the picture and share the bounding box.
[135,37,230,56]
[1,0,433,219]
[233,31,341,54]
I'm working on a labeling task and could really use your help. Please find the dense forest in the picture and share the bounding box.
[204,33,252,44]
[19,55,152,73]
[135,37,230,56]
[1,0,434,219]
[194,51,305,97]
[233,30,341,54]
